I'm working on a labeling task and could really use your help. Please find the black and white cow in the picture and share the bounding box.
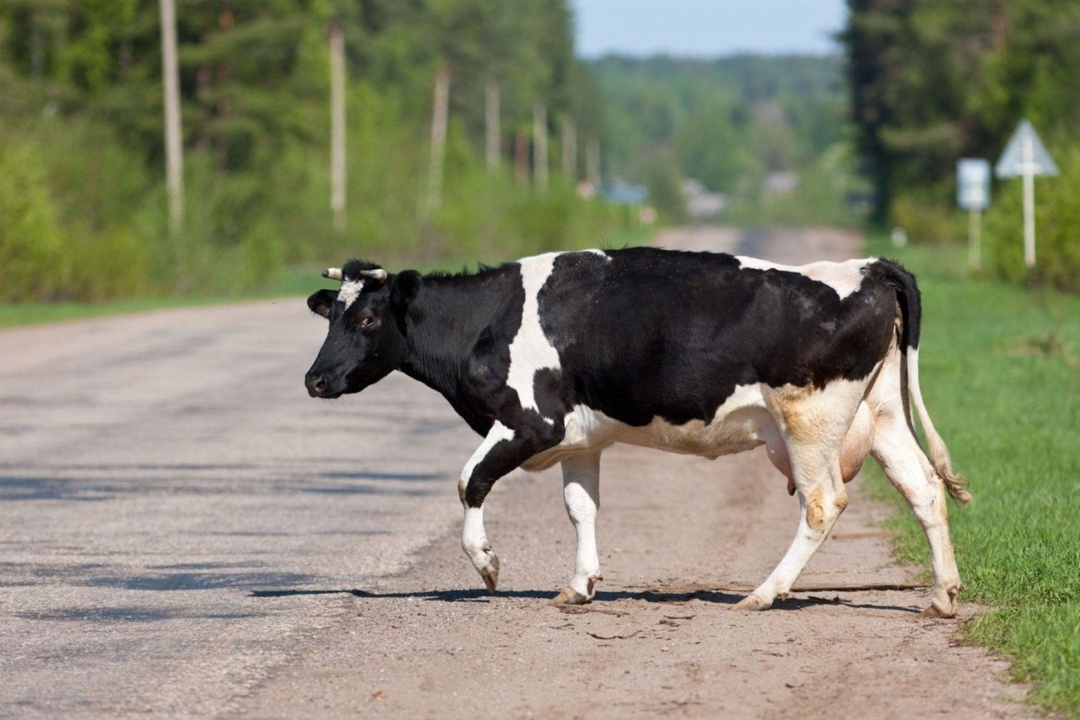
[305,247,971,617]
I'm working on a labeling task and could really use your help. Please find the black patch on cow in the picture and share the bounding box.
[390,270,422,329]
[538,247,895,427]
[533,367,575,420]
[864,258,921,350]
[397,263,526,438]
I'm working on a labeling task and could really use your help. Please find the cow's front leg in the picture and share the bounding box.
[553,452,602,605]
[458,418,562,594]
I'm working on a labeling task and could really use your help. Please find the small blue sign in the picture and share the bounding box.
[602,185,648,205]
[957,158,990,210]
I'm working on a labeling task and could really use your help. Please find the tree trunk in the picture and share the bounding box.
[533,103,548,192]
[514,130,529,185]
[561,118,576,180]
[426,61,451,216]
[586,136,601,190]
[159,0,184,234]
[329,22,347,230]
[485,81,500,172]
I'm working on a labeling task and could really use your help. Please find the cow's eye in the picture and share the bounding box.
[359,314,375,329]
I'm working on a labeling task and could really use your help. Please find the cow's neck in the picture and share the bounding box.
[397,269,519,407]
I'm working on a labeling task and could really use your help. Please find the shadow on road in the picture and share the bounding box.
[249,586,921,614]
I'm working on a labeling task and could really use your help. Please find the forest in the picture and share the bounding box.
[844,0,1080,290]
[2,0,1079,303]
[0,0,619,302]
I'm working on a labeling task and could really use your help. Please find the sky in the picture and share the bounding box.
[572,0,848,58]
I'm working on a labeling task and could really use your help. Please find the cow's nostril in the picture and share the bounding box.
[305,374,329,397]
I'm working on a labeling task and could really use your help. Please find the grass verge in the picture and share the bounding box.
[865,234,1080,717]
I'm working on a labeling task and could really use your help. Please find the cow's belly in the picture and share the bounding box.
[522,384,772,471]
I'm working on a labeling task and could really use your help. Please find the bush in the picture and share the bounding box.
[0,81,625,304]
[889,189,962,245]
[983,144,1080,293]
[0,143,66,301]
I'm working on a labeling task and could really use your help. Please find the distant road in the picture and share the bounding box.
[653,225,865,263]
[0,229,1026,718]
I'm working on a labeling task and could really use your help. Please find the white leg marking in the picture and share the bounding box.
[507,254,562,417]
[458,422,515,593]
[461,505,489,564]
[557,452,602,603]
[461,421,515,486]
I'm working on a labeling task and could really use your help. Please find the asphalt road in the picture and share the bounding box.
[0,298,478,716]
[0,229,1028,718]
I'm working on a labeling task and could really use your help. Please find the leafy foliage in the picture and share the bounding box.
[587,54,864,226]
[0,0,617,302]
[844,0,1080,289]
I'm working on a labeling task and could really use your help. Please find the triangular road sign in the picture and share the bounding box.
[995,120,1058,178]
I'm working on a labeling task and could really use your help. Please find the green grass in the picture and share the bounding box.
[866,235,1080,717]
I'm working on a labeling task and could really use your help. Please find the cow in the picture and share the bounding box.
[304,247,971,617]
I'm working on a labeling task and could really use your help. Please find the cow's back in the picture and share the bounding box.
[534,247,896,428]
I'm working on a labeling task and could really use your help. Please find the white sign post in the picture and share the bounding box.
[957,158,990,267]
[995,120,1058,268]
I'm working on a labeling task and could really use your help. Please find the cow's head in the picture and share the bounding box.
[304,260,418,398]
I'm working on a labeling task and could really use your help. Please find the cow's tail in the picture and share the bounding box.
[873,259,972,504]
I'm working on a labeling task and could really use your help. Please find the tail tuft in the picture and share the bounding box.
[932,437,973,504]
[876,256,974,507]
[947,480,974,505]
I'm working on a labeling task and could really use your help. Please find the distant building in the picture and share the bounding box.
[682,179,726,219]
[763,171,799,198]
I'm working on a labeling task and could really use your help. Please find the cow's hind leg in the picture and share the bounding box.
[871,413,962,617]
[733,384,860,611]
[553,452,602,605]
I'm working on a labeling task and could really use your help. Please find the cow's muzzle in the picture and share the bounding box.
[305,372,333,398]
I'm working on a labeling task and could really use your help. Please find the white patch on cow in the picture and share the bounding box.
[507,253,563,418]
[583,248,612,261]
[461,505,487,557]
[561,453,601,598]
[735,256,872,300]
[461,421,516,487]
[522,383,775,472]
[337,279,364,309]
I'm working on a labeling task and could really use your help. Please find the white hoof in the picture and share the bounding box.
[922,584,961,618]
[552,587,590,605]
[477,553,500,594]
[731,593,773,612]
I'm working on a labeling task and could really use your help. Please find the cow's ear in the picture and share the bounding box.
[307,289,337,319]
[391,270,421,314]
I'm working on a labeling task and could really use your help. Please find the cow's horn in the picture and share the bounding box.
[359,268,388,283]
[322,268,343,281]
